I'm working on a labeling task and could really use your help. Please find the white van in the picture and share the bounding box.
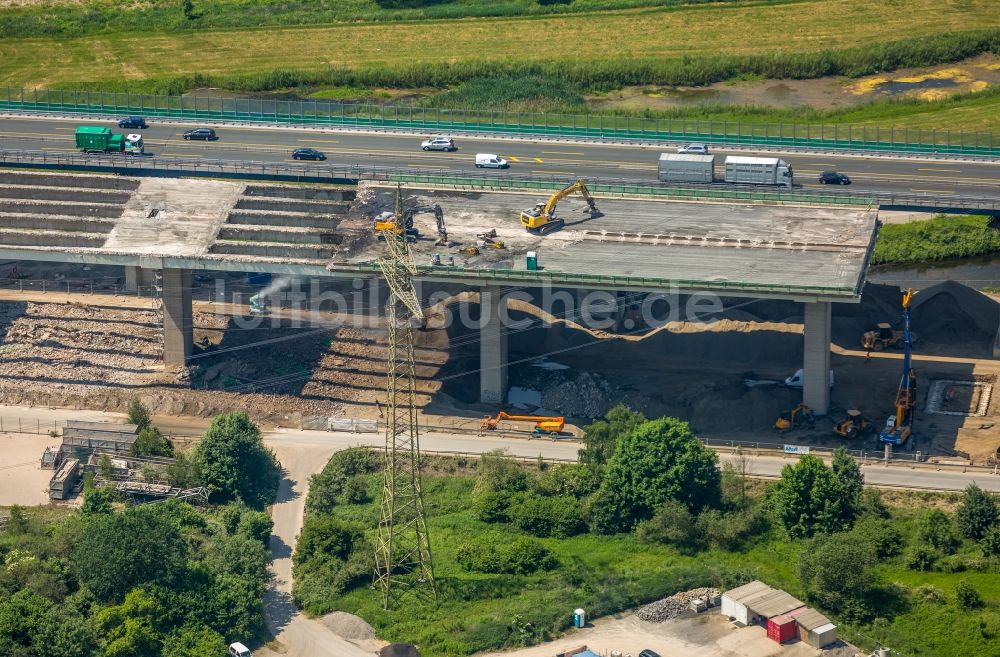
[228,642,252,657]
[475,153,509,169]
[784,369,834,389]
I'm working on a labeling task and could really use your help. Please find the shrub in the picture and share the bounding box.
[474,450,530,495]
[955,579,983,610]
[341,476,369,504]
[237,510,274,545]
[535,463,601,498]
[132,426,173,457]
[126,398,151,429]
[798,532,878,622]
[473,491,512,523]
[508,494,585,538]
[906,545,937,571]
[956,484,999,541]
[981,526,1000,557]
[913,584,947,604]
[638,500,699,549]
[194,413,280,509]
[697,507,769,551]
[456,536,557,575]
[916,509,959,554]
[852,517,905,559]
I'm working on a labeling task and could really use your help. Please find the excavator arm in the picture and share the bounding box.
[403,204,447,243]
[520,180,597,233]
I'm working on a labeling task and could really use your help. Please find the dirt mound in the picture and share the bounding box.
[319,611,376,641]
[911,281,1000,354]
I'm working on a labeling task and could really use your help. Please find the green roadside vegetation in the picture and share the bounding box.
[872,215,1000,267]
[0,409,281,657]
[292,406,1000,657]
[0,0,742,39]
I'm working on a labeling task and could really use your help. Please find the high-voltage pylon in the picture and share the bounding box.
[372,186,436,609]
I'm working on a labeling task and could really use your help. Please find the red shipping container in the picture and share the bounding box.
[766,615,797,644]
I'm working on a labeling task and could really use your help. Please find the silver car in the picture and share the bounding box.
[421,137,457,152]
[677,143,709,154]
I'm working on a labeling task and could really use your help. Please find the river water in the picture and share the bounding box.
[868,256,1000,290]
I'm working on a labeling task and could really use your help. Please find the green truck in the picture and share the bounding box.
[75,126,144,154]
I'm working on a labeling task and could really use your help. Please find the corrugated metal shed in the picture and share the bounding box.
[723,580,772,604]
[747,589,805,619]
[789,607,832,630]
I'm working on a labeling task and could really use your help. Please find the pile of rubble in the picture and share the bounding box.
[634,587,721,623]
[541,371,615,417]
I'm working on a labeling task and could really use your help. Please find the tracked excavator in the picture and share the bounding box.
[833,410,875,439]
[879,288,917,446]
[481,411,565,436]
[774,403,814,432]
[519,179,597,234]
[372,204,448,245]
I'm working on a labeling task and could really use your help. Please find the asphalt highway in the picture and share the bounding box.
[1,115,999,198]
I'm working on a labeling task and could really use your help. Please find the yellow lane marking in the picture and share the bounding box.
[909,188,955,194]
[541,151,585,156]
[917,167,961,173]
[533,157,544,163]
[508,156,520,162]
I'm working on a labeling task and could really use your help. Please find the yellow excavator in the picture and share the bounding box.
[519,179,597,234]
[481,411,565,436]
[774,403,815,433]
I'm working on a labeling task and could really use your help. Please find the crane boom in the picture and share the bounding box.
[879,288,916,446]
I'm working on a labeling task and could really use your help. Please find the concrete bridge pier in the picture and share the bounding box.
[162,267,193,366]
[123,265,156,292]
[802,301,832,415]
[479,286,508,405]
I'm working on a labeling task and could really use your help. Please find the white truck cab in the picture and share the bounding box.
[124,133,144,154]
[475,153,509,169]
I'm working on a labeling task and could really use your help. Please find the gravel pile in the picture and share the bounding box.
[635,587,721,623]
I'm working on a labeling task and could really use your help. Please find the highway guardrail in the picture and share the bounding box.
[2,87,998,158]
[4,147,998,213]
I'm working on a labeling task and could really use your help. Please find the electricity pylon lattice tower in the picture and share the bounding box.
[372,187,436,609]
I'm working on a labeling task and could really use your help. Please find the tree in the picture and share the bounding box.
[955,579,983,610]
[916,508,959,554]
[237,510,274,545]
[831,447,864,525]
[166,448,200,489]
[0,589,52,649]
[162,623,227,657]
[772,455,846,538]
[73,506,188,603]
[956,484,999,540]
[591,417,720,533]
[6,505,28,534]
[182,0,196,20]
[798,532,878,622]
[132,426,173,458]
[579,404,646,465]
[851,516,905,559]
[81,485,116,515]
[94,589,164,657]
[34,606,97,657]
[721,450,753,508]
[981,525,1000,557]
[126,397,151,430]
[194,412,280,509]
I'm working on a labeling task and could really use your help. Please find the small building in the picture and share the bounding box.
[766,614,797,644]
[49,457,80,500]
[61,421,139,459]
[720,580,772,625]
[789,607,837,648]
[746,589,804,623]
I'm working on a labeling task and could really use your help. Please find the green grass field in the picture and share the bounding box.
[295,466,1000,657]
[0,0,998,90]
[873,215,1000,266]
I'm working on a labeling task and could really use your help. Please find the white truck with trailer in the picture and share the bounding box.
[658,153,794,187]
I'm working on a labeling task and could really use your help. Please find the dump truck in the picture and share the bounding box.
[657,154,794,187]
[75,126,144,154]
[658,153,715,183]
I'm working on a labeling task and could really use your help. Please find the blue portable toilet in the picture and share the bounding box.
[573,608,587,628]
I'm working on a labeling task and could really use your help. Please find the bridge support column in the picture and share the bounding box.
[803,301,831,415]
[480,286,508,405]
[162,268,193,366]
[123,266,155,292]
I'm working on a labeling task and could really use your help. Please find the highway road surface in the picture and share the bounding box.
[2,115,999,198]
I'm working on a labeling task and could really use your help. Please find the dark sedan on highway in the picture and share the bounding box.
[292,147,326,161]
[183,128,218,141]
[819,170,851,185]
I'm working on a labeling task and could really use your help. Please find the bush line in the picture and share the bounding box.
[872,215,1000,267]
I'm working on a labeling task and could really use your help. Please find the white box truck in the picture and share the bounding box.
[658,153,715,183]
[723,156,793,187]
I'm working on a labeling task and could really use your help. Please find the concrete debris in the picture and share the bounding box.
[634,587,721,623]
[319,611,376,641]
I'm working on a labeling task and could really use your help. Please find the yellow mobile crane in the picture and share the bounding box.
[519,179,597,234]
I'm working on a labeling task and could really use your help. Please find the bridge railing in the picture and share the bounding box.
[1,86,998,157]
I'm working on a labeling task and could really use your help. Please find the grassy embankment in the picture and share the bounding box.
[292,451,1000,657]
[872,215,1000,267]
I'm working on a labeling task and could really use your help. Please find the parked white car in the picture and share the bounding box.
[475,153,509,169]
[784,369,834,389]
[421,136,457,151]
[228,642,252,657]
[677,143,709,154]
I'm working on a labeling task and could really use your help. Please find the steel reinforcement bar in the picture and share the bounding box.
[2,87,998,157]
[2,148,998,213]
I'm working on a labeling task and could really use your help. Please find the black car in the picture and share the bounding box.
[183,128,217,141]
[292,147,326,161]
[118,116,148,129]
[819,170,851,185]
